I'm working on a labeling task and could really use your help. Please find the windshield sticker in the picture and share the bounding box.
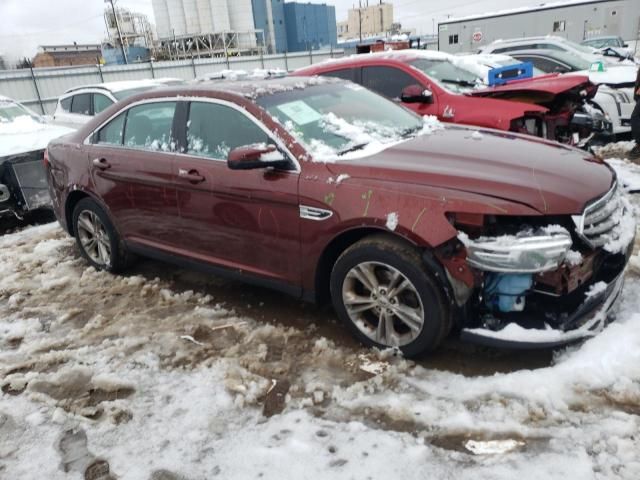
[276,101,323,126]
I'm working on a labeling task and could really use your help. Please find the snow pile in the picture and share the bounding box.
[0,114,74,157]
[385,212,399,231]
[605,157,640,193]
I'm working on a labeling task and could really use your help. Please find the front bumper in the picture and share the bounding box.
[460,270,625,349]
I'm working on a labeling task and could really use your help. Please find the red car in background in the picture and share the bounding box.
[294,50,611,147]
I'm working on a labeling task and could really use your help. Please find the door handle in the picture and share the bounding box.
[92,157,111,170]
[178,168,205,183]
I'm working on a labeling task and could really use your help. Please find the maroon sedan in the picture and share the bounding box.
[46,77,633,355]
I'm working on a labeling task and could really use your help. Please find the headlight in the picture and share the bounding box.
[458,227,573,273]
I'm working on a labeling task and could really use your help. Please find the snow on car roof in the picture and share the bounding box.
[440,0,603,24]
[301,49,454,70]
[63,78,183,95]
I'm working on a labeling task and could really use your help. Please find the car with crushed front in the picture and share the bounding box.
[45,76,635,355]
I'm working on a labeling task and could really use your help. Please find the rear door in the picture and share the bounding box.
[173,100,301,284]
[88,100,181,246]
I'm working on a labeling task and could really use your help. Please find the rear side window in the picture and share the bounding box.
[70,93,91,115]
[96,113,125,145]
[515,56,569,73]
[186,102,270,159]
[93,94,113,115]
[124,102,177,151]
[318,68,354,82]
[361,66,417,100]
[60,97,72,112]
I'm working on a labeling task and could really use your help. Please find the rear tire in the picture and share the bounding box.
[72,198,131,273]
[330,235,450,357]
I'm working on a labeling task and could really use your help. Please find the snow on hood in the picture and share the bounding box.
[567,65,638,86]
[0,115,75,157]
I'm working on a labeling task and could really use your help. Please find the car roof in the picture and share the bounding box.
[62,78,183,95]
[484,36,572,47]
[122,76,344,104]
[297,49,454,71]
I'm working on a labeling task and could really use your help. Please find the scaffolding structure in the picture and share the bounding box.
[104,7,156,51]
[157,30,266,60]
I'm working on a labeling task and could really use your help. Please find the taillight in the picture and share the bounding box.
[43,148,49,168]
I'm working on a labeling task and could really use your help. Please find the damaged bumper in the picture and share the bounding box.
[460,270,625,349]
[0,150,50,218]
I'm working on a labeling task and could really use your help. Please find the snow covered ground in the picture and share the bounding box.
[1,156,640,479]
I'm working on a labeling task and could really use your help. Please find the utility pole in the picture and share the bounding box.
[358,0,363,42]
[106,0,128,64]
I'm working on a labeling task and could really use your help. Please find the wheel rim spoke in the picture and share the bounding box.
[392,304,423,332]
[351,263,379,292]
[388,278,410,300]
[77,215,94,235]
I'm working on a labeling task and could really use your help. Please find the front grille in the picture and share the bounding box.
[572,182,624,248]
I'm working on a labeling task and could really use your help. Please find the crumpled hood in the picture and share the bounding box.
[0,117,75,159]
[327,125,613,215]
[470,73,593,98]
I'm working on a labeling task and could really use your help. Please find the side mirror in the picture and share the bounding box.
[227,144,289,170]
[401,84,434,104]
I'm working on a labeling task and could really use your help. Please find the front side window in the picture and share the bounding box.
[123,102,176,151]
[71,93,91,115]
[95,113,125,145]
[93,94,113,115]
[186,102,270,159]
[361,66,418,99]
[60,97,72,112]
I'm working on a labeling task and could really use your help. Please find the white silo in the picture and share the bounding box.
[182,0,201,35]
[228,0,257,48]
[166,0,187,36]
[210,0,231,32]
[195,0,214,33]
[151,0,171,39]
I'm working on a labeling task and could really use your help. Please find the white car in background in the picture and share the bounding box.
[0,96,73,218]
[52,78,184,127]
[479,36,636,66]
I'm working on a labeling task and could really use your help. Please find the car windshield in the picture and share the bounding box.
[409,58,479,93]
[256,82,425,161]
[0,100,41,123]
[564,39,599,55]
[584,37,621,49]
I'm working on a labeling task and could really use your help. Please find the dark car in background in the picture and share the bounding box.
[45,77,633,355]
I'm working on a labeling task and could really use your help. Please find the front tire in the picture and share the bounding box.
[72,198,130,272]
[330,235,450,357]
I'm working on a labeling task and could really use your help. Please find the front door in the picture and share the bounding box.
[89,101,181,246]
[174,100,301,284]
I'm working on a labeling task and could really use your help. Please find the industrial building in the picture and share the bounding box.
[150,0,336,57]
[438,0,640,53]
[341,1,394,41]
[32,44,102,68]
[283,3,337,52]
[104,6,155,64]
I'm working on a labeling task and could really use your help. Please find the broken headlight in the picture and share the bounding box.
[458,227,573,273]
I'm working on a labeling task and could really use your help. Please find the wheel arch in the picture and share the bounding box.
[313,227,421,305]
[64,188,108,236]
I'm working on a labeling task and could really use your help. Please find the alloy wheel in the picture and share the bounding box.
[341,261,425,347]
[76,210,112,267]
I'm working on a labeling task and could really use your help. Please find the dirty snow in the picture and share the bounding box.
[2,148,640,479]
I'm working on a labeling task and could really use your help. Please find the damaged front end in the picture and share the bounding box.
[0,149,51,219]
[439,182,634,349]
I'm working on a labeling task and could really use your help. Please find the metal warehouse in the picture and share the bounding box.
[438,0,640,53]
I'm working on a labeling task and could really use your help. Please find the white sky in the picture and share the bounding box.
[0,0,548,63]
